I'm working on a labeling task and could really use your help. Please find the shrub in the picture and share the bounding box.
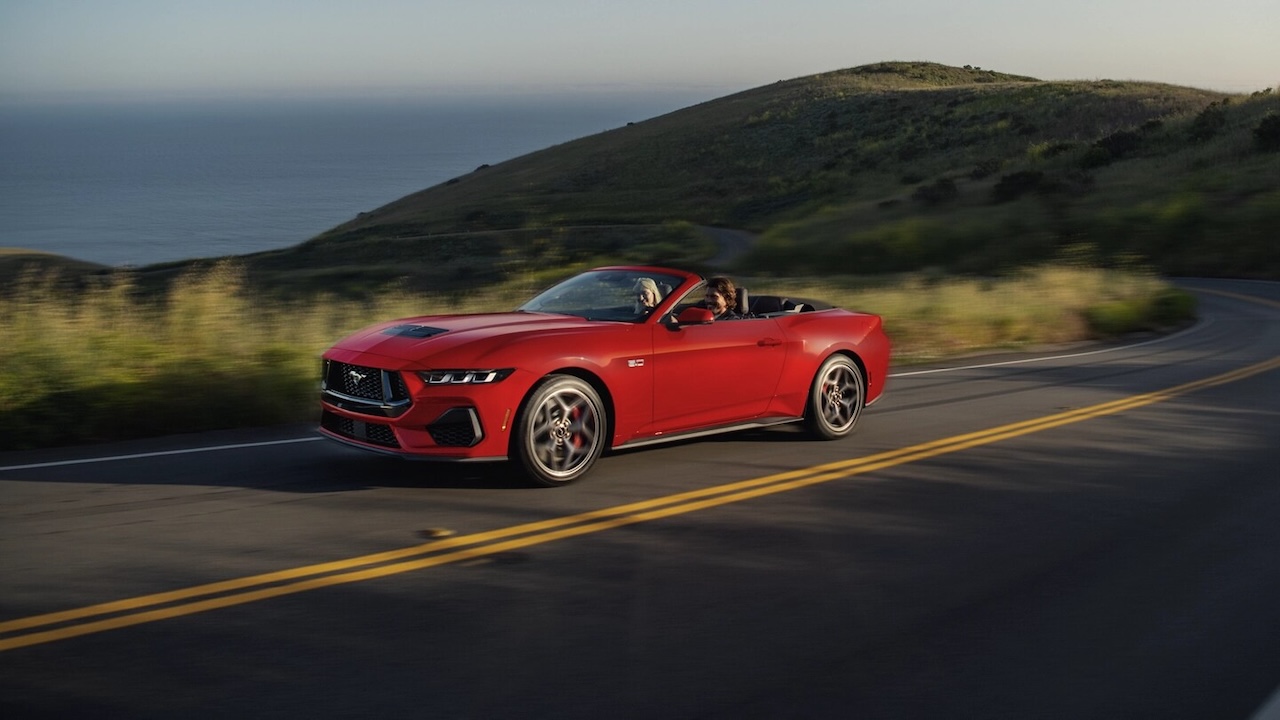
[1083,287,1196,336]
[1189,100,1229,141]
[1083,300,1145,335]
[1254,114,1280,151]
[912,178,959,206]
[971,158,1002,179]
[1028,141,1076,160]
[1081,145,1114,169]
[1096,129,1142,159]
[1081,129,1143,168]
[991,170,1044,203]
[1148,288,1197,326]
[1037,170,1094,197]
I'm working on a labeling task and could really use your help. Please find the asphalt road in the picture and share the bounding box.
[2,279,1278,719]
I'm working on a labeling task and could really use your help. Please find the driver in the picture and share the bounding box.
[702,276,742,320]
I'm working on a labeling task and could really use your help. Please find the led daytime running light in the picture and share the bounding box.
[419,369,514,385]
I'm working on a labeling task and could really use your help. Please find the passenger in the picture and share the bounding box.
[703,276,742,320]
[634,277,664,315]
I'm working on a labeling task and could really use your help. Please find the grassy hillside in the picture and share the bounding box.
[6,61,1274,297]
[280,60,1277,291]
[0,248,107,279]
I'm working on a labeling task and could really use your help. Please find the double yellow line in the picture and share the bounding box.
[3,354,1278,653]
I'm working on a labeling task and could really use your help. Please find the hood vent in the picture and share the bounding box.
[383,324,448,338]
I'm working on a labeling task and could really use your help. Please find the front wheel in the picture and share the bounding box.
[514,375,607,486]
[804,355,865,440]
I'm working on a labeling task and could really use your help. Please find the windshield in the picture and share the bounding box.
[517,270,686,322]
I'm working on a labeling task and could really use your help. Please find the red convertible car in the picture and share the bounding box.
[320,266,890,485]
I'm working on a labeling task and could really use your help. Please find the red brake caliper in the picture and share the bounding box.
[568,403,582,449]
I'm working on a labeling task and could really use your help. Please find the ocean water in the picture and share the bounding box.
[0,93,702,267]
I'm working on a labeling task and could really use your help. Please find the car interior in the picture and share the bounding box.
[669,284,826,320]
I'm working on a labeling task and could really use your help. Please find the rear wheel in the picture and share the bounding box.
[515,375,607,486]
[804,355,864,440]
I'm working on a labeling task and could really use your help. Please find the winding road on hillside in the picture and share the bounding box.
[1,280,1278,719]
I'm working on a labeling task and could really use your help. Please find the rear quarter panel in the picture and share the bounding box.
[767,309,891,416]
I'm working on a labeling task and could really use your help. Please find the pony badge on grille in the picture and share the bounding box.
[348,370,368,383]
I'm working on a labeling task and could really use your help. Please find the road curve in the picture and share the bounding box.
[1,279,1277,719]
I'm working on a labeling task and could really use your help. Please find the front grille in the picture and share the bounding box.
[322,410,401,449]
[323,360,410,404]
[325,360,382,400]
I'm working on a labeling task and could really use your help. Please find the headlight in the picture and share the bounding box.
[417,369,514,385]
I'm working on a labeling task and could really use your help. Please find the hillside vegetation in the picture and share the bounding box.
[0,262,1188,450]
[273,60,1277,293]
[8,61,1275,297]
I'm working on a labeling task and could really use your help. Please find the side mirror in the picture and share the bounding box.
[676,307,715,325]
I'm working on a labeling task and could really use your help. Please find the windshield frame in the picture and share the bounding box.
[517,269,690,323]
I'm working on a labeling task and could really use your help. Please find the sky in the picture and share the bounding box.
[1,0,1276,106]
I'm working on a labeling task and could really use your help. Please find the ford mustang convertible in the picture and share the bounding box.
[319,266,891,485]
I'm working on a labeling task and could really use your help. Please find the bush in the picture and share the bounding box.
[1083,287,1196,336]
[912,178,959,206]
[1081,145,1114,169]
[971,158,1002,179]
[1028,141,1076,160]
[992,171,1044,203]
[1254,114,1280,151]
[1084,300,1145,335]
[1096,129,1143,159]
[1189,100,1229,141]
[1148,288,1197,326]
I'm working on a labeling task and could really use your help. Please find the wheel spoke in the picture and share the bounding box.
[531,408,555,438]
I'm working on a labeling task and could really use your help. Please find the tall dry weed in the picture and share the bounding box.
[0,263,1186,449]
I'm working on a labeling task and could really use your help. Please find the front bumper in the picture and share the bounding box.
[319,357,531,461]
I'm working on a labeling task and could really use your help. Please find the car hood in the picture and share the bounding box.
[327,312,619,364]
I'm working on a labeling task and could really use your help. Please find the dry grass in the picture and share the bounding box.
[753,267,1172,362]
[0,263,1189,449]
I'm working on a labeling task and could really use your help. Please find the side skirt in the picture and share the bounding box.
[614,416,803,451]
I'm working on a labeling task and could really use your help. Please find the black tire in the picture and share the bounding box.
[804,354,865,440]
[514,375,607,486]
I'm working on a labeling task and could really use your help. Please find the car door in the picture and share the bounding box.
[649,315,788,432]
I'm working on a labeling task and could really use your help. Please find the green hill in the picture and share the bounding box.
[7,61,1278,296]
[273,60,1276,290]
[0,248,107,278]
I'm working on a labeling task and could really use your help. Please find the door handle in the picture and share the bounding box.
[757,338,782,347]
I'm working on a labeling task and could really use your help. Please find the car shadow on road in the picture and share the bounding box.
[0,423,827,493]
[306,451,536,491]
